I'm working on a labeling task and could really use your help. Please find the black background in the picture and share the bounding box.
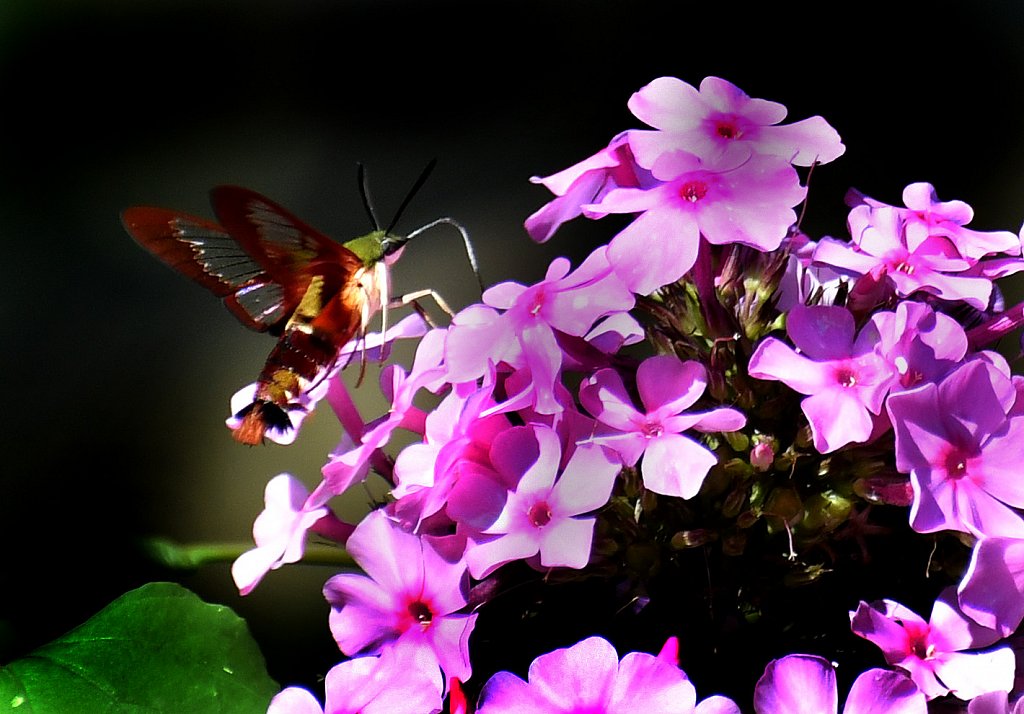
[3,0,1024,704]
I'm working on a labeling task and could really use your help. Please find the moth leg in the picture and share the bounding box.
[388,288,457,322]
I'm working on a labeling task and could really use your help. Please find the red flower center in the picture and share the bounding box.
[944,449,970,480]
[716,121,741,140]
[835,365,858,388]
[528,502,552,527]
[407,600,434,629]
[679,180,709,203]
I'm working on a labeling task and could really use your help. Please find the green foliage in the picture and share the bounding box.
[0,582,277,714]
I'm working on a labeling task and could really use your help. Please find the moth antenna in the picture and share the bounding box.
[395,217,486,296]
[385,158,437,235]
[357,162,381,231]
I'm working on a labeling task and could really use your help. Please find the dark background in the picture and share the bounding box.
[3,0,1024,704]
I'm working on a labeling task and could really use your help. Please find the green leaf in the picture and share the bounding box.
[0,582,278,713]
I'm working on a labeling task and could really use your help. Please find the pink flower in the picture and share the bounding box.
[959,536,1024,637]
[748,305,895,453]
[231,473,353,596]
[851,182,1021,262]
[752,654,926,713]
[968,691,1024,714]
[391,380,514,528]
[475,635,701,714]
[886,358,1024,538]
[850,588,1013,700]
[812,205,995,309]
[525,131,654,243]
[590,149,806,294]
[868,300,967,393]
[627,76,845,168]
[267,644,444,714]
[580,355,746,498]
[465,425,619,579]
[445,246,634,414]
[323,509,478,684]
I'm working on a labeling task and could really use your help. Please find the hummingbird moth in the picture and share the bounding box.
[122,162,478,445]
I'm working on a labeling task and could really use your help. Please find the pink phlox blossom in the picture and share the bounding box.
[465,424,619,579]
[579,354,746,498]
[267,642,444,714]
[391,378,514,529]
[968,690,1024,714]
[959,536,1024,638]
[475,635,700,714]
[322,508,478,686]
[626,76,844,169]
[752,653,926,713]
[850,587,1014,701]
[886,358,1024,538]
[232,473,354,596]
[319,340,444,496]
[812,205,995,309]
[848,182,1021,262]
[747,305,895,453]
[588,148,806,295]
[320,325,450,497]
[525,130,655,242]
[500,367,598,469]
[868,300,968,393]
[445,246,634,414]
[225,313,428,444]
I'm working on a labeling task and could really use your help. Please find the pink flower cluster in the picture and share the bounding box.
[235,76,1024,712]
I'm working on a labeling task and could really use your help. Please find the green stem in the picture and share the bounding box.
[141,537,358,570]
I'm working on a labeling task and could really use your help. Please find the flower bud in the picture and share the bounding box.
[750,441,774,472]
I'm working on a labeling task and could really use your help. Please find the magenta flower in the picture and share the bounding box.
[322,509,478,684]
[465,425,618,579]
[748,305,895,453]
[868,300,967,393]
[850,588,1013,700]
[391,380,514,528]
[968,691,1024,714]
[231,473,353,596]
[267,643,444,714]
[475,635,700,714]
[580,355,745,498]
[627,76,845,168]
[590,149,806,295]
[812,205,995,309]
[525,131,654,243]
[959,536,1024,638]
[752,654,926,713]
[852,182,1021,262]
[445,246,634,414]
[886,358,1024,538]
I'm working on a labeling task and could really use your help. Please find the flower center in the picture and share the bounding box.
[679,180,709,203]
[407,600,433,629]
[528,286,546,317]
[911,636,935,660]
[893,259,915,275]
[835,365,858,388]
[528,501,552,527]
[715,121,741,140]
[944,450,969,480]
[641,420,664,439]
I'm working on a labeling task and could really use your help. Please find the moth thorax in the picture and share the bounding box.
[342,229,389,265]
